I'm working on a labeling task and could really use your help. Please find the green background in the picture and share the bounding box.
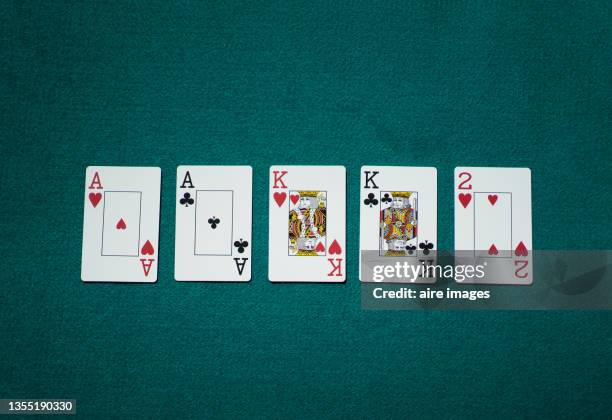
[1,1,611,418]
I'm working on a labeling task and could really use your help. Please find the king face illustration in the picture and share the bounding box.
[380,191,417,256]
[288,191,327,256]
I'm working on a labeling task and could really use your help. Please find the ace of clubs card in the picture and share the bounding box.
[359,166,437,283]
[454,167,532,285]
[81,166,161,283]
[268,166,346,282]
[175,166,252,281]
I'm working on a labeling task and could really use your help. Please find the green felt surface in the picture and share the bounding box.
[1,1,611,418]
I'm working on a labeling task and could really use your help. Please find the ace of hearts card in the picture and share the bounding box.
[81,166,161,283]
[454,167,532,285]
[175,166,252,281]
[359,166,437,283]
[268,166,346,282]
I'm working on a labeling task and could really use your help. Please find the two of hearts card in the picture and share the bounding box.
[454,167,532,285]
[82,165,531,285]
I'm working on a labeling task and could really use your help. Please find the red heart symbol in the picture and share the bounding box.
[89,192,102,208]
[141,240,155,255]
[290,194,300,205]
[488,244,498,255]
[273,192,286,207]
[458,193,472,208]
[515,241,528,257]
[329,240,342,255]
[488,194,498,206]
[315,242,325,253]
[116,218,126,230]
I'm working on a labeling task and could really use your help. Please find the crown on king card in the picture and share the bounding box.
[390,191,412,198]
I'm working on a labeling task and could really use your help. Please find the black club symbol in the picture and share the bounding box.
[180,192,194,207]
[381,193,392,204]
[363,193,379,207]
[419,240,434,255]
[208,217,220,229]
[406,244,417,255]
[234,239,249,254]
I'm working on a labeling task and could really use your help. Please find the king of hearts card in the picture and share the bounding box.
[269,166,345,283]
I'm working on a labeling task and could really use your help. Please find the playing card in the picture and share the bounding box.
[268,166,346,282]
[81,166,161,283]
[175,166,252,281]
[359,166,437,283]
[454,167,532,285]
